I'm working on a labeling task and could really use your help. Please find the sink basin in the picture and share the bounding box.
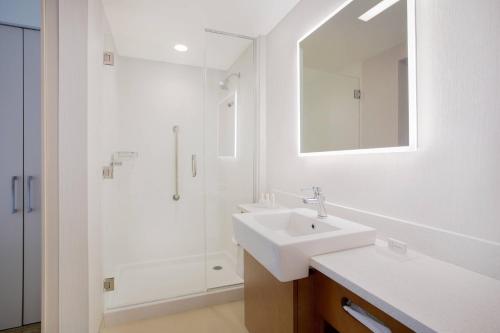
[233,208,376,282]
[253,211,340,236]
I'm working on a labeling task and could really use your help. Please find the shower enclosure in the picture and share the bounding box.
[101,30,257,309]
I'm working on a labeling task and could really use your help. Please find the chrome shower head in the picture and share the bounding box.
[219,72,240,90]
[219,80,228,90]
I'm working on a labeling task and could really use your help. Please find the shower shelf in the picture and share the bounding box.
[111,151,138,166]
[103,151,138,179]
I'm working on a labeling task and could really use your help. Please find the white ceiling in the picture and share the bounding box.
[102,0,300,70]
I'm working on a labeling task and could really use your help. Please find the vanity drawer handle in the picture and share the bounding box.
[341,297,391,333]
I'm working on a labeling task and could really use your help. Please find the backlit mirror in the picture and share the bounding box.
[299,0,416,154]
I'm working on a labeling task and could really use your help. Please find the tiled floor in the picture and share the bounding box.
[2,323,41,333]
[101,301,248,333]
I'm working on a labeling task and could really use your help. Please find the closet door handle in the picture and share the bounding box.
[11,176,19,213]
[192,154,197,178]
[27,176,34,212]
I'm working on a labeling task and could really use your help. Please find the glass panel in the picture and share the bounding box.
[204,31,255,289]
[102,47,206,309]
[218,92,237,158]
[100,16,256,309]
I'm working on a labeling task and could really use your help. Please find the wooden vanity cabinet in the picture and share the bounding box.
[244,251,413,333]
[244,251,316,333]
[313,272,414,333]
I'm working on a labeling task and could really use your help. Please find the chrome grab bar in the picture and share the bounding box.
[172,126,180,201]
[27,176,34,212]
[11,176,19,213]
[192,154,197,178]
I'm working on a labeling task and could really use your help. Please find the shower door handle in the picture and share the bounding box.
[172,126,180,201]
[192,154,197,178]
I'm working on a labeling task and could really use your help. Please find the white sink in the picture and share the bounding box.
[233,208,376,282]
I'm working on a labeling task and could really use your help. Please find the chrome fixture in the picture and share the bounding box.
[103,277,115,292]
[219,72,240,90]
[302,187,328,218]
[191,154,197,178]
[111,151,138,166]
[103,51,114,66]
[102,151,138,179]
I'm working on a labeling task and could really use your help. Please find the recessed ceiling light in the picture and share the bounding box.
[174,44,188,52]
[358,0,400,22]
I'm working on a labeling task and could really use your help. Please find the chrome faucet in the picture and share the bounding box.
[302,187,328,218]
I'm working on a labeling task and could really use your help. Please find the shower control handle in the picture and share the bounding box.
[192,154,197,178]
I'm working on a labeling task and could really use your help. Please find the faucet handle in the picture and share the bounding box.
[312,186,322,194]
[301,187,322,196]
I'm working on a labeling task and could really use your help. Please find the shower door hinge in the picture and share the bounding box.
[104,277,115,291]
[103,51,114,66]
[354,89,361,100]
[102,166,114,179]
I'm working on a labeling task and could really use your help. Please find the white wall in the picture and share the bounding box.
[59,0,108,330]
[266,0,500,279]
[58,0,89,331]
[217,93,237,157]
[0,0,40,29]
[87,0,107,330]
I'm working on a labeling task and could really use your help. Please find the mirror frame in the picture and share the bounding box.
[297,0,417,156]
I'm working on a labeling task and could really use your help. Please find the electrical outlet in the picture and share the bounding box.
[387,238,407,254]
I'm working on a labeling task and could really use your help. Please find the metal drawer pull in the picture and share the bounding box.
[342,298,391,333]
[11,176,19,213]
[192,154,197,178]
[27,176,34,212]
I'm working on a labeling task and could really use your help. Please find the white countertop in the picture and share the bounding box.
[311,240,500,333]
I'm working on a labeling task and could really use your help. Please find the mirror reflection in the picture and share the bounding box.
[300,0,411,153]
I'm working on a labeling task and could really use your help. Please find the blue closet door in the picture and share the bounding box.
[0,24,24,330]
[23,28,41,326]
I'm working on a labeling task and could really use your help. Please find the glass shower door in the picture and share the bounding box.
[101,27,257,311]
[102,56,207,309]
[203,31,256,289]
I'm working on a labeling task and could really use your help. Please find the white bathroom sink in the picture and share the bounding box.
[233,208,376,282]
